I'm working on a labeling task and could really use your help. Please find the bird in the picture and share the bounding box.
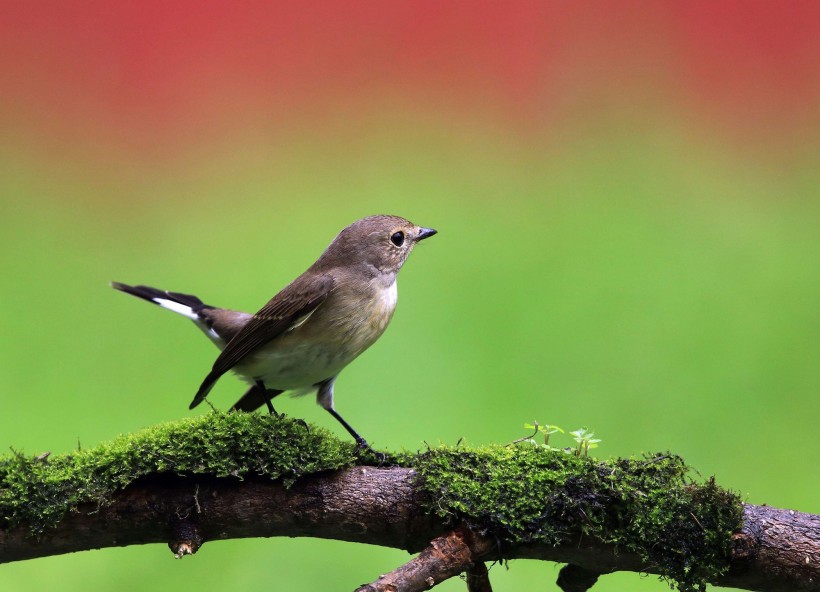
[112,214,436,450]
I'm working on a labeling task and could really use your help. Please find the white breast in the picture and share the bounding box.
[381,279,398,310]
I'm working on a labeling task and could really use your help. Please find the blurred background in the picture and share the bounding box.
[1,2,818,590]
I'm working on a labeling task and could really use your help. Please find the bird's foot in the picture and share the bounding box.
[354,438,390,466]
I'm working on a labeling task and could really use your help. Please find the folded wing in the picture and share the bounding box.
[189,274,335,409]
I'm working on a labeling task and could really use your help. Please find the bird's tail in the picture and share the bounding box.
[111,282,211,320]
[231,384,284,413]
[189,370,220,409]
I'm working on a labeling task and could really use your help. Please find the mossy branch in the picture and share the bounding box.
[0,414,818,592]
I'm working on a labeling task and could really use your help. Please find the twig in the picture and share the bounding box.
[508,421,539,445]
[465,562,493,592]
[355,529,495,592]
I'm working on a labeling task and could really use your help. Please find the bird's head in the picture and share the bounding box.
[317,215,437,276]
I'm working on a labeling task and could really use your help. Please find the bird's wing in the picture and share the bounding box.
[189,274,335,408]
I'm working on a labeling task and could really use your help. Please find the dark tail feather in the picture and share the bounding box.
[189,370,221,409]
[231,384,284,412]
[111,282,208,311]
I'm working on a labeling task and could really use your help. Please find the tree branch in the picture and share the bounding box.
[1,467,818,591]
[1,414,818,591]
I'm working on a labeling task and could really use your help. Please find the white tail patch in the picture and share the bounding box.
[153,298,199,320]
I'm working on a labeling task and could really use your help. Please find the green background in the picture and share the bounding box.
[2,119,818,591]
[2,3,819,590]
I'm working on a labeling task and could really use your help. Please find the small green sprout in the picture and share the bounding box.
[524,421,564,448]
[569,428,601,457]
[513,422,602,456]
[512,421,565,450]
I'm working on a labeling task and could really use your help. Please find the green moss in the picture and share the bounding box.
[1,417,742,591]
[401,445,743,592]
[0,412,357,535]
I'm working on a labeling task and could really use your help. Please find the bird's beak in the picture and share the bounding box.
[416,227,437,241]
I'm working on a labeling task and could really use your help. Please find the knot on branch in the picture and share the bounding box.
[556,564,602,592]
[731,532,757,562]
[168,517,203,559]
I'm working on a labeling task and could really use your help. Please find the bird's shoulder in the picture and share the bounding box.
[254,272,336,321]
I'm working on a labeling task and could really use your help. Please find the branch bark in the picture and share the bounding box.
[1,467,818,591]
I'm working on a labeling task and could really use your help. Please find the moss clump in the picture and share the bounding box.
[403,445,743,592]
[0,412,357,535]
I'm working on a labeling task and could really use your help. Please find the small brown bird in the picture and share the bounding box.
[113,215,436,449]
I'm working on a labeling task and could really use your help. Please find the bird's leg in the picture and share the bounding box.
[252,381,311,431]
[255,380,278,416]
[315,377,381,460]
[326,408,371,449]
[328,408,386,464]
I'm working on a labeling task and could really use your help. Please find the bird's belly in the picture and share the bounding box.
[233,340,355,390]
[232,324,387,390]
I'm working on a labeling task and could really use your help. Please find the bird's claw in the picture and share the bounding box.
[355,439,389,466]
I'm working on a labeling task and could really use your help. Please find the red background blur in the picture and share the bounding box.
[3,2,819,168]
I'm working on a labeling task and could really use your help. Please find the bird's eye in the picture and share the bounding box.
[390,231,405,247]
